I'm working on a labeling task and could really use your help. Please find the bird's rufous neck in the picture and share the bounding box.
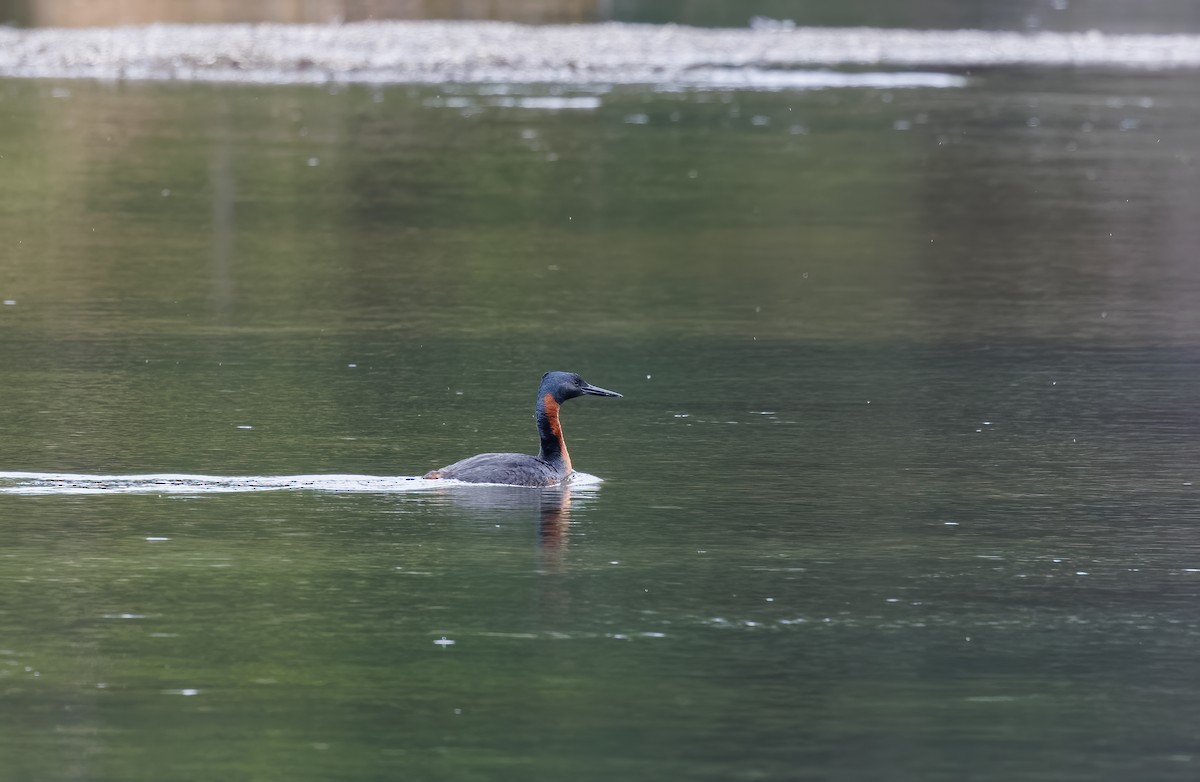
[536,392,571,473]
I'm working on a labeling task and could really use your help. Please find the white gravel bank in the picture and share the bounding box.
[0,21,1197,87]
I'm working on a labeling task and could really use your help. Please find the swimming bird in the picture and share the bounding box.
[424,371,622,487]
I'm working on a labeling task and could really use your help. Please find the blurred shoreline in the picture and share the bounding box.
[1,21,1199,87]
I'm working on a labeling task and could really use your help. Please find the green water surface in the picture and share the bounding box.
[1,71,1200,780]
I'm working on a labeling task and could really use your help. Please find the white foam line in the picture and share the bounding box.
[659,68,967,90]
[419,70,965,102]
[0,471,428,495]
[1,21,1196,89]
[0,470,602,495]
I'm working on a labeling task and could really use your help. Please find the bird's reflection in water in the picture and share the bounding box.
[428,482,599,626]
[536,484,572,556]
[433,482,595,573]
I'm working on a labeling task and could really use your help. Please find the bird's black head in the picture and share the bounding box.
[539,371,623,403]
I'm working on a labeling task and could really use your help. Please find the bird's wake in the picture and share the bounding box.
[0,471,603,495]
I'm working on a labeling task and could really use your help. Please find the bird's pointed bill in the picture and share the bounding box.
[581,383,622,398]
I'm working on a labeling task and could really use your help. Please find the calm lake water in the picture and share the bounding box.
[1,66,1200,781]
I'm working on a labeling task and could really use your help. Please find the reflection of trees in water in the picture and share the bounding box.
[909,72,1200,345]
[15,0,606,26]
